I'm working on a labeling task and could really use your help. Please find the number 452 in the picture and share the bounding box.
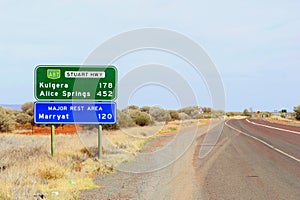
[97,91,113,97]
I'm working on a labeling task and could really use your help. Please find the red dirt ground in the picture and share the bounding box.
[15,124,81,135]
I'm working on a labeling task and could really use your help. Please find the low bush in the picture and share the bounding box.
[140,106,150,113]
[243,109,252,117]
[179,112,191,120]
[294,105,300,120]
[37,162,66,180]
[16,113,33,125]
[128,110,151,126]
[168,110,180,121]
[21,102,34,116]
[0,107,15,132]
[149,107,170,122]
[178,106,199,116]
[117,110,135,127]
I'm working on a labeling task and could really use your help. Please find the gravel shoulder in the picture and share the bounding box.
[80,123,210,200]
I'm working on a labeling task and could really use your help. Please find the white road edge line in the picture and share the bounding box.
[225,120,300,163]
[246,119,300,135]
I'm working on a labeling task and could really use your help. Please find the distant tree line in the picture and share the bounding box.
[0,103,224,132]
[2,102,300,133]
[101,105,220,130]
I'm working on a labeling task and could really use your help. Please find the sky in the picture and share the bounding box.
[0,0,299,111]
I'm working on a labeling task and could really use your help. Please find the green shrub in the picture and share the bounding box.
[149,107,170,122]
[178,106,198,116]
[16,113,33,125]
[0,107,15,132]
[226,112,235,117]
[280,114,286,118]
[168,110,180,121]
[21,102,34,116]
[243,109,251,117]
[102,124,119,130]
[179,112,191,120]
[199,113,212,119]
[140,106,150,113]
[37,162,66,180]
[202,107,212,113]
[117,110,135,127]
[134,113,151,126]
[127,105,139,110]
[128,110,151,126]
[178,106,206,118]
[294,105,300,120]
[190,110,201,119]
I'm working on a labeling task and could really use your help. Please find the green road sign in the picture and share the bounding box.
[35,65,117,101]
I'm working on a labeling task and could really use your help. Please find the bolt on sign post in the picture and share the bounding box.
[34,65,118,158]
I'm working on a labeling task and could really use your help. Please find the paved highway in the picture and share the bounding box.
[227,119,300,162]
[200,119,300,199]
[81,119,300,199]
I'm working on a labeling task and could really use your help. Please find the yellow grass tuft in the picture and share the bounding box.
[37,162,66,180]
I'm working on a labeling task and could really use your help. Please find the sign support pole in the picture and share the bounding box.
[98,125,102,159]
[51,125,55,156]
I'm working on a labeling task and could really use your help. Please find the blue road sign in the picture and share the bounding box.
[34,102,116,124]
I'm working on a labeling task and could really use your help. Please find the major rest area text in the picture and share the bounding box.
[48,105,104,111]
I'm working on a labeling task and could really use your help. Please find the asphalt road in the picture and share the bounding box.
[81,119,300,199]
[201,119,300,199]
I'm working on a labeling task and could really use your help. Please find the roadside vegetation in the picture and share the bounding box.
[0,102,220,134]
[294,105,300,120]
[2,102,299,199]
[0,134,112,200]
[0,103,214,199]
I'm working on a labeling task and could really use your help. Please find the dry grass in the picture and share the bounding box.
[0,134,106,199]
[0,119,207,199]
[266,116,300,126]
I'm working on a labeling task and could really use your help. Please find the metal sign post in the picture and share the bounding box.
[51,125,55,156]
[98,125,102,159]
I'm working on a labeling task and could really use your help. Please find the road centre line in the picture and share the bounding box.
[225,120,300,163]
[246,119,300,135]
